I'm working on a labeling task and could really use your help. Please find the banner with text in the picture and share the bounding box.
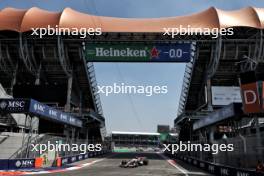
[85,42,195,62]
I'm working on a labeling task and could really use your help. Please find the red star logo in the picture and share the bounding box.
[150,47,159,58]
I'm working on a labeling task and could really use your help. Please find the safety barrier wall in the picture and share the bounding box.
[181,132,264,168]
[0,150,110,170]
[165,152,263,176]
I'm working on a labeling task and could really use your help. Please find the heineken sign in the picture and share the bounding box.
[85,42,195,62]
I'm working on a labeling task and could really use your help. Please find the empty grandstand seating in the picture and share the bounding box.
[0,133,32,159]
[0,84,15,126]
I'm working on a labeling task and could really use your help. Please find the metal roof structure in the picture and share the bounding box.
[0,7,264,32]
[175,30,264,126]
[0,8,107,128]
[1,6,264,134]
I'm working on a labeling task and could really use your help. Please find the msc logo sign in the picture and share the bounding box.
[0,101,8,109]
[14,159,34,168]
[33,103,45,112]
[61,158,69,165]
[0,99,27,112]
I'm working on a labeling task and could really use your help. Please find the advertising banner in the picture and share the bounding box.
[193,103,242,130]
[0,159,9,170]
[239,71,263,113]
[8,159,35,169]
[0,99,30,113]
[0,98,82,127]
[28,99,82,127]
[61,157,70,166]
[85,42,195,62]
[240,82,262,113]
[70,156,77,163]
[84,153,89,159]
[211,86,242,106]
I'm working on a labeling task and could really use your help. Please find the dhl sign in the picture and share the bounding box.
[240,71,263,113]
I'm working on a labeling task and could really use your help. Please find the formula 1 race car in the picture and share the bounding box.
[119,157,149,168]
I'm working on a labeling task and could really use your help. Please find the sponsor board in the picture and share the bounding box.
[0,159,9,170]
[208,164,216,173]
[0,98,82,127]
[85,42,195,62]
[212,86,242,106]
[0,151,107,170]
[240,82,262,113]
[239,71,264,114]
[84,153,89,159]
[78,155,83,160]
[29,99,82,127]
[9,159,35,169]
[193,103,242,130]
[70,156,77,163]
[61,157,70,166]
[0,99,29,113]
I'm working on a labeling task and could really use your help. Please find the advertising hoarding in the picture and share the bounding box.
[0,99,30,113]
[193,103,242,130]
[239,71,263,113]
[8,159,35,169]
[240,82,262,113]
[0,98,82,128]
[28,99,82,127]
[211,86,242,106]
[85,42,195,62]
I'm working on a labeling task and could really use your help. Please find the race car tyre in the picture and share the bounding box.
[143,159,149,165]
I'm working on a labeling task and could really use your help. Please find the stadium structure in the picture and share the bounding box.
[0,6,263,174]
[0,8,106,160]
[111,131,160,152]
[173,7,264,169]
[111,131,177,152]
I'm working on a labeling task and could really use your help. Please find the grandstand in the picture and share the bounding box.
[111,131,177,152]
[0,8,106,159]
[173,9,264,169]
[112,131,160,145]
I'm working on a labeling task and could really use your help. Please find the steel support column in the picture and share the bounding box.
[65,75,73,112]
[57,36,71,77]
[19,34,37,75]
[206,79,213,111]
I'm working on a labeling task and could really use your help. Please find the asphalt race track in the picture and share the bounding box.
[37,152,211,176]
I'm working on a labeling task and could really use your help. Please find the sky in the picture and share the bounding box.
[1,0,264,133]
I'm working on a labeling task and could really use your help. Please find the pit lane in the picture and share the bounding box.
[37,152,211,176]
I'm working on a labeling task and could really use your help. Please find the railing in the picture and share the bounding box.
[177,42,197,116]
[9,133,44,159]
[180,132,264,169]
[87,62,104,116]
[0,134,9,145]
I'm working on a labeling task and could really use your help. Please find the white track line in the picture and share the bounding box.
[158,153,208,176]
[158,153,189,176]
